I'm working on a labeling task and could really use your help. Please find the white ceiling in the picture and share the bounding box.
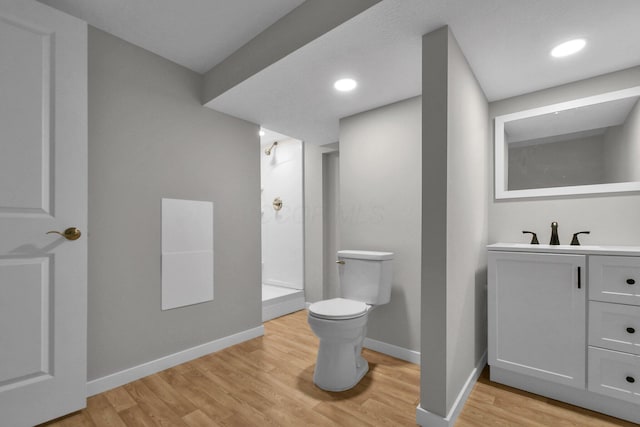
[38,0,306,73]
[40,0,640,146]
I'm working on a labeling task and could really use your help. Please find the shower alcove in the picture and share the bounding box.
[260,129,305,321]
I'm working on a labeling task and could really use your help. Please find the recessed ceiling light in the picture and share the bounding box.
[551,39,586,58]
[334,78,357,92]
[259,130,265,137]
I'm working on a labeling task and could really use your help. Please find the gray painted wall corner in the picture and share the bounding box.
[88,27,261,381]
[444,27,489,413]
[420,26,450,417]
[339,96,422,353]
[420,25,490,420]
[304,143,338,303]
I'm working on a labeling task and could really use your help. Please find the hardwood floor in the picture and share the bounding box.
[41,310,637,426]
[457,368,638,427]
[41,310,419,426]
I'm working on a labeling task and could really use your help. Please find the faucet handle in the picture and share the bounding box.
[570,231,591,246]
[550,222,560,245]
[522,231,539,244]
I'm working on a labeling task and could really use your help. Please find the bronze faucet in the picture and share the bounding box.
[522,231,539,244]
[570,231,591,245]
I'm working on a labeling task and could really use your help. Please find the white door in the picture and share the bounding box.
[0,1,87,426]
[488,251,586,389]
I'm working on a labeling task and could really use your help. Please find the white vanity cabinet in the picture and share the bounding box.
[587,255,640,404]
[488,244,640,424]
[488,251,586,389]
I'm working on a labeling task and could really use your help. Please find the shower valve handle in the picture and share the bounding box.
[272,197,283,211]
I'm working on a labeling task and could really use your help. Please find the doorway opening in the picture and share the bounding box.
[260,128,305,321]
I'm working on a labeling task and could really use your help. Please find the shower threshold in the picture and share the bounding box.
[262,284,305,322]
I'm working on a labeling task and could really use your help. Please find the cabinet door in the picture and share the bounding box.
[489,251,586,389]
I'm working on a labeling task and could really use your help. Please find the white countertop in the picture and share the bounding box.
[488,243,640,256]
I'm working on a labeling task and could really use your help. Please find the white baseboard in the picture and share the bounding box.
[86,325,264,396]
[415,405,450,427]
[363,337,421,365]
[416,351,487,427]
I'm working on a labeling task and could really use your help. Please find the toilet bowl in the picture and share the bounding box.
[307,250,393,392]
[308,298,371,391]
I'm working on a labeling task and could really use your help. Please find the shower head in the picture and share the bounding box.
[264,141,278,155]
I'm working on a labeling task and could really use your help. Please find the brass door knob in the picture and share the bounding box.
[336,260,345,264]
[46,227,82,241]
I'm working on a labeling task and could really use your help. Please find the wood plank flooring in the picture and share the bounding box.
[40,310,637,426]
[457,368,638,427]
[40,310,419,427]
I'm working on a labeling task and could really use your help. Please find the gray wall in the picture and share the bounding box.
[88,28,261,380]
[323,151,341,299]
[489,66,640,246]
[603,99,640,183]
[339,96,422,352]
[443,27,489,414]
[421,26,489,417]
[303,143,338,303]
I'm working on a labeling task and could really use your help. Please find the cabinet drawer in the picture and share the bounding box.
[588,347,640,404]
[589,301,640,355]
[589,256,640,306]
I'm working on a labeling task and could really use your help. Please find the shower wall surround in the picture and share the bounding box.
[261,138,304,290]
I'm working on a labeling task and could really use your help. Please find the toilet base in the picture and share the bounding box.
[314,356,369,392]
[311,333,370,392]
[308,311,371,392]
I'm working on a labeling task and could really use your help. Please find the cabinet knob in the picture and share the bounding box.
[627,327,636,334]
[627,278,636,285]
[626,376,635,384]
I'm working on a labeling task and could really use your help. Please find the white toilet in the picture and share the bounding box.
[307,250,393,391]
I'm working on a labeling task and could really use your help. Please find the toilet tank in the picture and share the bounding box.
[337,250,394,305]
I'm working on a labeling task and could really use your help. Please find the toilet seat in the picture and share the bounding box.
[308,298,369,320]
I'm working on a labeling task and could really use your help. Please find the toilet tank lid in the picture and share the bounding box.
[338,250,394,261]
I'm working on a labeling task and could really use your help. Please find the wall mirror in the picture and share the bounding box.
[494,86,640,199]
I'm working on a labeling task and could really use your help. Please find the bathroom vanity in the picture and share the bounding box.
[488,243,640,424]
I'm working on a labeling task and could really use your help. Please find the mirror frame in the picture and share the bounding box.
[495,85,640,200]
